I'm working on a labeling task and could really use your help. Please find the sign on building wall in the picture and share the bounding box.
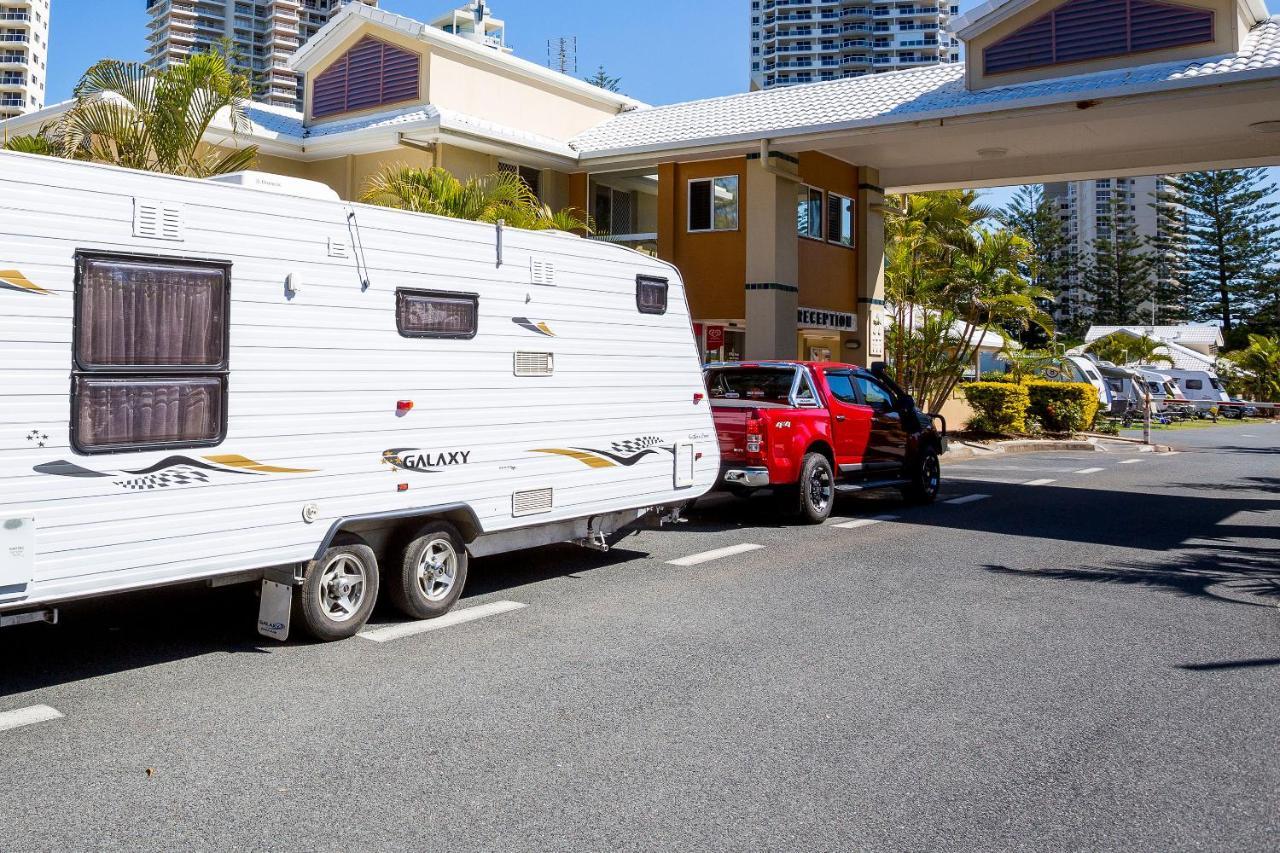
[796,307,856,331]
[869,307,885,358]
[705,326,725,349]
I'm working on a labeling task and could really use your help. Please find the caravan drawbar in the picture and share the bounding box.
[0,153,720,641]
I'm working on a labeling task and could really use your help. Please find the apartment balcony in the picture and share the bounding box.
[0,33,28,43]
[0,12,31,27]
[0,51,27,67]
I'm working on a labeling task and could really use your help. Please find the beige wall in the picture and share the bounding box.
[965,0,1240,90]
[425,52,621,141]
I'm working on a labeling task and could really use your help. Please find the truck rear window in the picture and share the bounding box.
[706,368,795,403]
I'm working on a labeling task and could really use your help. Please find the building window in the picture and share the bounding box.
[797,185,823,239]
[826,192,855,247]
[396,289,479,339]
[72,253,230,454]
[312,35,420,119]
[688,176,739,232]
[594,184,636,236]
[636,276,668,315]
[498,162,542,200]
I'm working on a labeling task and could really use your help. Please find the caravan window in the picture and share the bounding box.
[1185,379,1203,390]
[72,253,230,454]
[636,276,668,315]
[396,289,478,339]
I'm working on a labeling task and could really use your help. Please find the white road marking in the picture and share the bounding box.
[832,515,900,529]
[1074,467,1105,474]
[1119,458,1143,464]
[0,705,63,733]
[1157,451,1181,456]
[1241,434,1257,438]
[945,494,990,505]
[359,600,527,643]
[667,543,764,566]
[1023,479,1056,486]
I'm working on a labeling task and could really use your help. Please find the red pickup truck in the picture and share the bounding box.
[705,361,946,522]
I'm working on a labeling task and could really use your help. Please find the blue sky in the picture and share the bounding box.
[41,0,1280,207]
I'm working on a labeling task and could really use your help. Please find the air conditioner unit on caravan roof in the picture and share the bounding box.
[207,171,341,202]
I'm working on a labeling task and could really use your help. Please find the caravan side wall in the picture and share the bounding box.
[0,153,718,610]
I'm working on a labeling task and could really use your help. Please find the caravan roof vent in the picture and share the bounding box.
[530,258,555,286]
[133,199,184,242]
[207,171,341,202]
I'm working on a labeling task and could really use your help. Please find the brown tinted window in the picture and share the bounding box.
[637,276,668,315]
[77,257,227,368]
[73,253,229,453]
[74,377,224,451]
[397,290,478,339]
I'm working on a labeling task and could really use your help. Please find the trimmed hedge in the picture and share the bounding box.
[1025,380,1099,433]
[962,382,1030,434]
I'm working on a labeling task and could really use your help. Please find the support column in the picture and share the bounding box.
[744,155,800,360]
[854,166,887,368]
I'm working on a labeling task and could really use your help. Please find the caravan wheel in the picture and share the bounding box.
[388,522,469,620]
[294,544,380,642]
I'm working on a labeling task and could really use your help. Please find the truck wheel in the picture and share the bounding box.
[903,447,941,504]
[294,543,379,641]
[792,452,835,524]
[388,522,468,620]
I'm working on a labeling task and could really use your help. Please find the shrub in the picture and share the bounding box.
[962,382,1030,434]
[1025,380,1099,433]
[979,370,1015,382]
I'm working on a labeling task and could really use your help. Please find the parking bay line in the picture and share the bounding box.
[0,705,63,733]
[944,494,990,506]
[1023,479,1056,486]
[1074,467,1106,474]
[667,543,764,566]
[1119,458,1143,464]
[832,515,900,529]
[359,600,527,643]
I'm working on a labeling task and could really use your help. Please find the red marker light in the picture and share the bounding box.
[396,400,414,415]
[397,483,409,492]
[693,393,704,404]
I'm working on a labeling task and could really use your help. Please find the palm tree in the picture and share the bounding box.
[1085,332,1173,367]
[362,165,592,233]
[886,192,1052,411]
[1223,334,1280,401]
[5,51,257,177]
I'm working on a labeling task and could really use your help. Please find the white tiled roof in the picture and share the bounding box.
[571,17,1280,158]
[1085,325,1224,346]
[224,102,578,159]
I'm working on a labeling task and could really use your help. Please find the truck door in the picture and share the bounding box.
[855,374,908,471]
[821,370,872,470]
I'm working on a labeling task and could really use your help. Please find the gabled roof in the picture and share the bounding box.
[290,3,644,113]
[950,0,1270,40]
[1085,324,1224,347]
[570,16,1280,159]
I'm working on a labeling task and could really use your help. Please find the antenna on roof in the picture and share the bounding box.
[547,36,578,75]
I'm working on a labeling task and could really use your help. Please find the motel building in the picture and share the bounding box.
[6,0,1278,369]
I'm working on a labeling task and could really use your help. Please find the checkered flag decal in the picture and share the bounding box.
[114,467,212,491]
[611,436,663,455]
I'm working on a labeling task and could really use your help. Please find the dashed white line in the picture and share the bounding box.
[1074,467,1105,475]
[944,494,990,506]
[832,515,900,529]
[359,600,527,643]
[1023,479,1056,486]
[0,705,63,733]
[1119,458,1143,464]
[667,543,764,566]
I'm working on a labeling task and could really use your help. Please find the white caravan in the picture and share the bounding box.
[1165,368,1230,409]
[0,153,719,641]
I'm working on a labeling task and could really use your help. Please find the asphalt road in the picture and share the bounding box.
[1,423,1277,851]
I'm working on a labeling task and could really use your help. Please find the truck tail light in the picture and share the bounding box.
[745,407,764,457]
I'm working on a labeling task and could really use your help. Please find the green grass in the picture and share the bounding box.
[1120,417,1272,433]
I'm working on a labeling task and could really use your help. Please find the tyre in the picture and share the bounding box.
[387,521,468,620]
[790,452,835,524]
[294,543,379,642]
[903,446,941,505]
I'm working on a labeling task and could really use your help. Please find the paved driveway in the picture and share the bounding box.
[1,424,1276,850]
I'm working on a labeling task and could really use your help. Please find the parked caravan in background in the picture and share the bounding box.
[1165,368,1230,412]
[0,153,719,641]
[1037,355,1112,408]
[1097,363,1147,418]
